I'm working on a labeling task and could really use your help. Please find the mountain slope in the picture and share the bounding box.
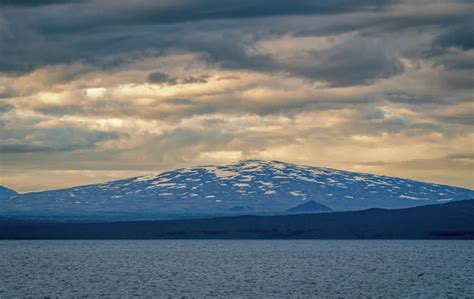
[1,160,473,220]
[1,199,473,239]
[286,201,333,214]
[0,186,18,199]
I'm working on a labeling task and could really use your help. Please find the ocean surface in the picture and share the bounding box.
[0,240,473,298]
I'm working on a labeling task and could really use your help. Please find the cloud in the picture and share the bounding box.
[1,0,473,191]
[0,0,453,75]
[345,154,474,188]
[286,38,404,86]
[433,18,474,50]
[148,72,210,85]
[0,0,86,6]
[11,0,394,25]
[148,72,177,85]
[0,127,119,153]
[181,75,210,84]
[0,0,469,82]
[448,153,474,160]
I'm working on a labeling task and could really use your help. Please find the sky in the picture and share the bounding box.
[0,0,473,192]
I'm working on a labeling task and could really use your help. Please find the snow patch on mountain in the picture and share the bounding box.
[399,195,429,201]
[1,160,473,220]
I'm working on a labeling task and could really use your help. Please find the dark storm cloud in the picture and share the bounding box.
[0,0,471,88]
[0,0,393,75]
[22,0,394,28]
[161,29,404,86]
[402,14,474,74]
[181,75,210,84]
[432,52,474,71]
[434,111,474,126]
[0,0,86,6]
[293,2,472,38]
[0,127,119,153]
[148,72,210,85]
[0,0,396,41]
[148,72,177,85]
[433,18,474,50]
[290,40,404,86]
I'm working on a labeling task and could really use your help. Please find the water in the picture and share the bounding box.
[0,240,472,298]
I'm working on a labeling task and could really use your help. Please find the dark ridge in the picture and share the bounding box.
[0,199,473,240]
[285,200,333,214]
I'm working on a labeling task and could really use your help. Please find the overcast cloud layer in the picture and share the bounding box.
[0,0,473,192]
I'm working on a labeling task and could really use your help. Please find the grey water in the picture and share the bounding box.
[0,240,472,298]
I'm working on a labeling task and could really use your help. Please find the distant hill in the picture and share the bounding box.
[286,201,333,213]
[0,186,17,199]
[1,160,473,221]
[1,199,472,240]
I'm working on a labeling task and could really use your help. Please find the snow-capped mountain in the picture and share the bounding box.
[0,186,17,199]
[1,160,473,220]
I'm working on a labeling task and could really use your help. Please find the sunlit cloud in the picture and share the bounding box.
[0,0,473,192]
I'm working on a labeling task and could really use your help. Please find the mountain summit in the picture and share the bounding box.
[1,160,473,221]
[286,201,333,214]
